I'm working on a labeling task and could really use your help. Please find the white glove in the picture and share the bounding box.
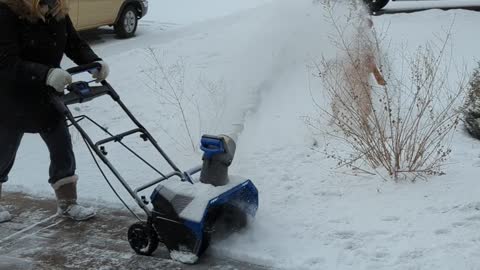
[46,68,73,93]
[91,61,110,82]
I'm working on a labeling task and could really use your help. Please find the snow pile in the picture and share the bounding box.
[0,207,12,223]
[169,250,199,264]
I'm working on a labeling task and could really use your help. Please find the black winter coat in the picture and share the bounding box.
[0,2,100,133]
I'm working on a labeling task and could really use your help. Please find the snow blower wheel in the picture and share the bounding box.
[128,222,159,256]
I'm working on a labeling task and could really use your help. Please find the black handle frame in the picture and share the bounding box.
[66,62,102,75]
[49,65,200,218]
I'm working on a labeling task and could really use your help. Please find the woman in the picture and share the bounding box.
[0,0,109,222]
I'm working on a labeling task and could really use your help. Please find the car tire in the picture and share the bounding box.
[115,5,138,39]
[363,0,389,12]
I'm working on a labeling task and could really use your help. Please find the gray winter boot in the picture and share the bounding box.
[52,175,95,221]
[0,183,12,223]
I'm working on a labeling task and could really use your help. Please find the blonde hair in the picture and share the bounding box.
[30,0,68,21]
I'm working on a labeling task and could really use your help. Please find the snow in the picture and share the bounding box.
[154,176,249,223]
[144,0,273,26]
[0,256,33,270]
[0,207,12,223]
[4,0,480,269]
[169,250,199,264]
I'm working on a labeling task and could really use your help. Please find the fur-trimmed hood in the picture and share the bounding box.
[0,0,68,22]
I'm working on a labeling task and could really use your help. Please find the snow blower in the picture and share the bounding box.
[50,63,259,264]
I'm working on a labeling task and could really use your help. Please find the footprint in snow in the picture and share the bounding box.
[267,167,277,174]
[360,230,390,237]
[434,228,450,235]
[373,251,390,261]
[460,202,480,212]
[305,257,326,266]
[399,249,424,260]
[381,216,400,222]
[343,241,361,251]
[452,221,468,228]
[327,218,349,224]
[465,215,480,222]
[313,191,343,197]
[334,230,355,240]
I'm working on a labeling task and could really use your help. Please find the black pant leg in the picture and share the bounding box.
[0,128,23,183]
[39,121,76,184]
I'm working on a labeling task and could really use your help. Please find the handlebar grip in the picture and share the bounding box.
[66,62,101,75]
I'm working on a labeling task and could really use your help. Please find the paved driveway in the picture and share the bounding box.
[0,192,267,270]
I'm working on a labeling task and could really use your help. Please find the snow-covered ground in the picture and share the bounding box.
[143,0,273,25]
[4,0,480,269]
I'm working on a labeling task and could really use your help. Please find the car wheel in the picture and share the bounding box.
[115,5,138,39]
[363,0,389,13]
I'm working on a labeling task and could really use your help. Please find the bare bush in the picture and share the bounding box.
[142,48,226,153]
[309,1,467,180]
[464,62,480,140]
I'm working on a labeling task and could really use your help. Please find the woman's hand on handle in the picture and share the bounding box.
[46,68,73,93]
[90,61,110,82]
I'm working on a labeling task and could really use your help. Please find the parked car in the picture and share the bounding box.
[363,0,434,12]
[69,0,149,38]
[365,0,480,12]
[363,0,390,12]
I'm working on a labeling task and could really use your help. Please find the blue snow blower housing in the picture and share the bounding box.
[52,64,259,265]
[149,135,258,263]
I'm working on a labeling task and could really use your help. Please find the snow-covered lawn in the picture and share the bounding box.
[143,0,273,25]
[5,0,480,269]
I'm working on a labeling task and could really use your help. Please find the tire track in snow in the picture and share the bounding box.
[0,214,62,247]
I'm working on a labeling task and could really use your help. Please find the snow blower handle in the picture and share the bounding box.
[66,62,102,76]
[49,63,113,114]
